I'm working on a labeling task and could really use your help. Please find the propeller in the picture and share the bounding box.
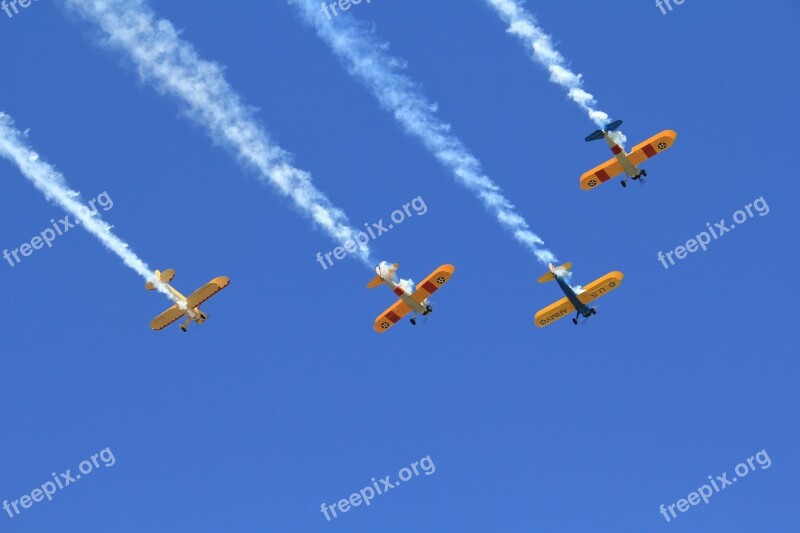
[582,306,599,325]
[191,313,213,330]
[422,300,436,324]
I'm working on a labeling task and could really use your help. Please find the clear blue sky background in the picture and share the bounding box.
[1,0,798,531]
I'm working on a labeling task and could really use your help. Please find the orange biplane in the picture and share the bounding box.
[146,269,229,332]
[535,263,623,327]
[369,262,455,333]
[581,120,677,189]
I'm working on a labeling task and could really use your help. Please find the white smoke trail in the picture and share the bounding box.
[65,0,373,267]
[290,0,557,265]
[377,260,414,293]
[485,0,625,144]
[0,112,185,309]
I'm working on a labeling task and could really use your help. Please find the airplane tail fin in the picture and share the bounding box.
[368,264,390,288]
[537,262,572,283]
[145,268,176,290]
[585,120,623,142]
[585,129,605,142]
[368,263,397,288]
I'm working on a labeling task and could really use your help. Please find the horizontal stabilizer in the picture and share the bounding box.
[606,119,623,132]
[145,268,175,290]
[537,262,572,283]
[367,275,383,289]
[585,129,605,142]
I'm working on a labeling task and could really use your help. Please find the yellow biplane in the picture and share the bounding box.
[581,120,677,189]
[146,269,230,332]
[369,262,455,333]
[535,263,623,327]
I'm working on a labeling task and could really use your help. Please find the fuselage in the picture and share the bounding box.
[554,275,592,317]
[163,283,205,322]
[379,276,430,315]
[605,133,639,177]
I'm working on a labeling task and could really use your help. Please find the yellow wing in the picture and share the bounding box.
[186,276,230,309]
[577,271,624,305]
[534,297,576,328]
[410,264,455,304]
[624,130,677,167]
[374,300,413,333]
[580,157,625,191]
[150,305,185,331]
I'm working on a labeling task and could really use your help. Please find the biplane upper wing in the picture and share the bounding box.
[150,305,185,331]
[534,297,576,328]
[373,300,413,333]
[186,276,231,309]
[410,264,456,305]
[580,157,625,191]
[577,271,624,305]
[624,130,677,168]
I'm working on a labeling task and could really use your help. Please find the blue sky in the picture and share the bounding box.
[1,0,798,531]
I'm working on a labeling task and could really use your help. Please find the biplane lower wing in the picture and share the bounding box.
[410,264,456,305]
[577,271,624,305]
[624,130,677,167]
[534,297,576,328]
[374,300,413,333]
[151,305,184,331]
[580,158,625,191]
[186,276,231,309]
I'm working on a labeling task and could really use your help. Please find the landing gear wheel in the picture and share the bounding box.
[621,181,627,188]
[426,306,433,313]
[180,325,188,332]
[410,318,417,325]
[642,169,648,177]
[572,318,578,325]
[591,308,597,315]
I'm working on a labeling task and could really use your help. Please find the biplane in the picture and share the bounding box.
[146,269,230,332]
[369,262,455,333]
[581,120,677,189]
[534,263,623,327]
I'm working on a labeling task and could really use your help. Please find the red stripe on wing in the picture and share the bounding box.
[421,281,437,294]
[386,311,402,323]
